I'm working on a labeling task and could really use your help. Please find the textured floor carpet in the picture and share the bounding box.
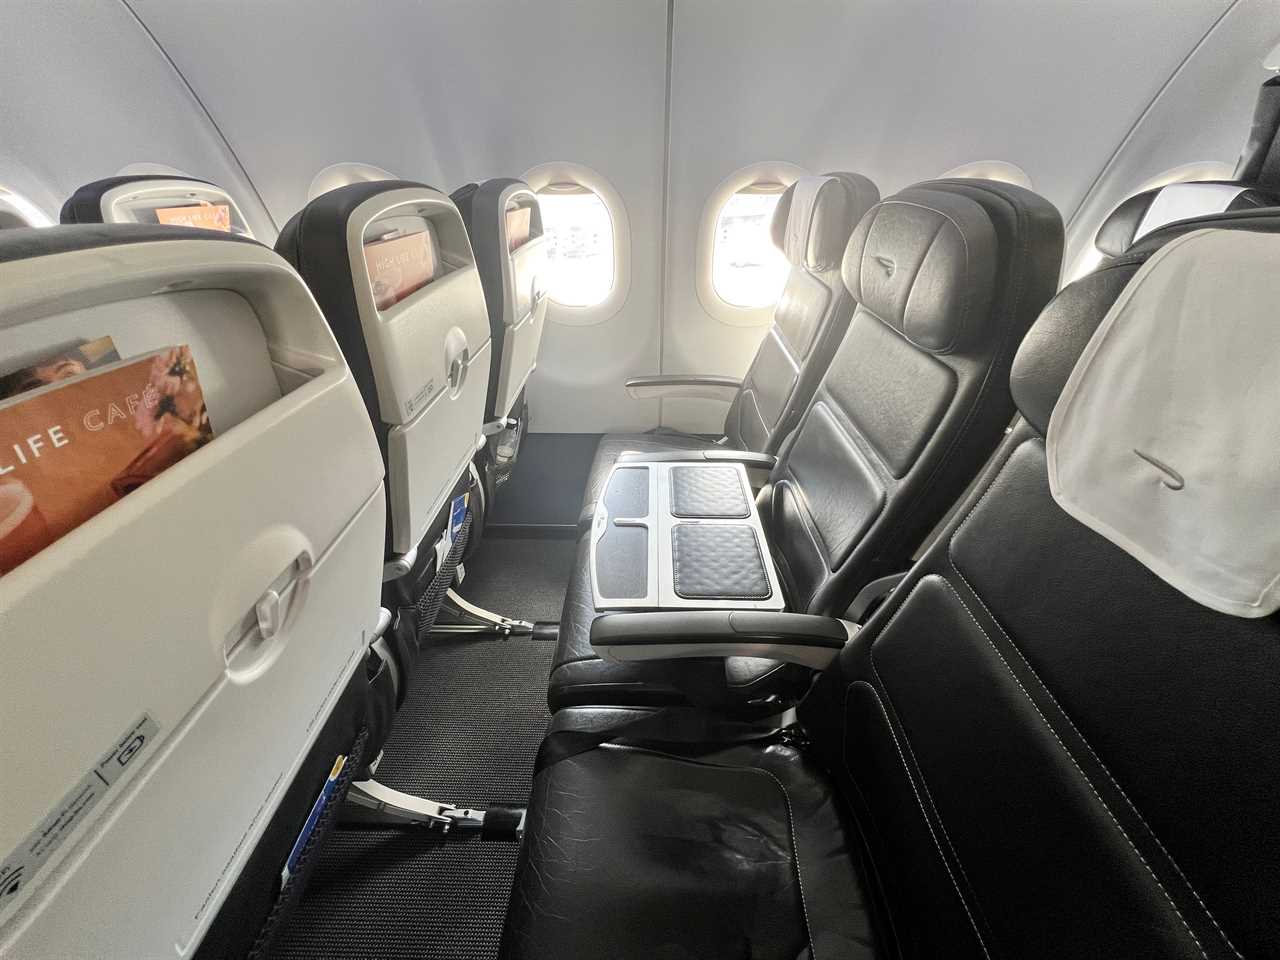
[271,538,572,959]
[457,536,577,623]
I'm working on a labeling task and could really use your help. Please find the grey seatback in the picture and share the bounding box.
[724,172,879,453]
[766,179,1064,616]
[450,178,549,422]
[275,181,491,563]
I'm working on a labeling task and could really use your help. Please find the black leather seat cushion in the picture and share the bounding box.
[500,710,878,960]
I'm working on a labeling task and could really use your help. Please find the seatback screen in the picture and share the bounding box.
[155,202,232,232]
[506,206,531,252]
[363,229,438,310]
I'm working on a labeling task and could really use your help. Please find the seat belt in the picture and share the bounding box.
[535,706,793,772]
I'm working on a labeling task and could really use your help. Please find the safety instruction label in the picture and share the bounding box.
[0,713,160,922]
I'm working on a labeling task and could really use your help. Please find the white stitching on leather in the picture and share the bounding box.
[935,575,1209,960]
[947,436,1244,960]
[842,660,993,959]
[866,596,996,954]
[755,766,817,959]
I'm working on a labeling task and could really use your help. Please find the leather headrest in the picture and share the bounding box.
[1010,261,1140,435]
[452,177,543,242]
[60,175,220,225]
[842,186,998,355]
[1095,180,1280,258]
[277,179,438,262]
[770,172,878,271]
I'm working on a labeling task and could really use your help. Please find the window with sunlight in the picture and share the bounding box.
[712,185,789,309]
[536,184,615,307]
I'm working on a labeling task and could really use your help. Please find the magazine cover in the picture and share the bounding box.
[0,345,213,575]
[0,335,120,402]
[363,229,438,310]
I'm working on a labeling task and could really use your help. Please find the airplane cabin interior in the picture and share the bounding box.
[1,2,1279,958]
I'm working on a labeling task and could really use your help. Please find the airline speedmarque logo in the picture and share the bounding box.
[1133,448,1185,490]
[873,255,896,278]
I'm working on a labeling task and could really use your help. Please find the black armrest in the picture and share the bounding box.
[615,448,777,472]
[623,375,743,402]
[590,610,853,670]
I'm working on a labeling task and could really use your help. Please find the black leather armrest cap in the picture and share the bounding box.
[590,610,851,669]
[615,449,777,470]
[624,375,743,390]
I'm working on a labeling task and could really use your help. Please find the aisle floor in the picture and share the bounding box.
[271,536,575,960]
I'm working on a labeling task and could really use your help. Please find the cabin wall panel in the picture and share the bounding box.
[131,0,671,432]
[0,1,274,239]
[660,0,1237,433]
[1,0,1275,436]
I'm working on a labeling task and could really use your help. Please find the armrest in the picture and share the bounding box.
[591,610,855,670]
[616,448,777,471]
[624,375,742,403]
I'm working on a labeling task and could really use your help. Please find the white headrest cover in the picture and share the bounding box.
[771,175,853,271]
[1048,228,1280,618]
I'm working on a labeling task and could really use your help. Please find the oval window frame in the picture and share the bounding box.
[307,162,397,202]
[938,159,1034,190]
[0,186,54,229]
[696,161,807,327]
[523,161,630,327]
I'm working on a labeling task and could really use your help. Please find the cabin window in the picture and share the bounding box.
[523,162,629,326]
[536,183,615,308]
[939,160,1034,190]
[696,162,806,327]
[711,183,789,309]
[307,162,396,202]
[0,187,53,229]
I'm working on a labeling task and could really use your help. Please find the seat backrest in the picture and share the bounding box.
[276,181,491,562]
[803,211,1280,960]
[723,172,879,453]
[0,224,385,957]
[450,178,548,422]
[60,173,256,238]
[766,178,1063,615]
[1094,178,1280,259]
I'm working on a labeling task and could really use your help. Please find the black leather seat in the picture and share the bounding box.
[578,172,880,525]
[501,207,1280,960]
[547,178,1063,711]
